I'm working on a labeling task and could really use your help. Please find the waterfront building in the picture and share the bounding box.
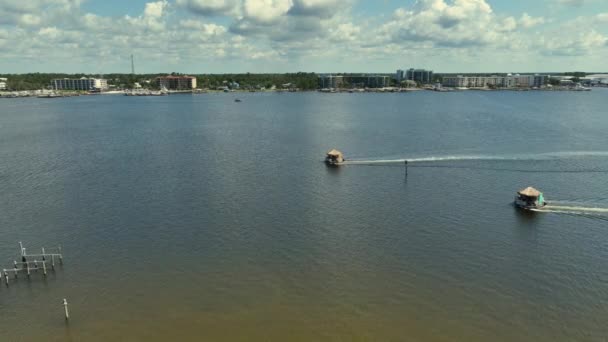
[52,77,108,91]
[395,69,405,82]
[406,68,434,84]
[0,77,7,90]
[318,74,344,89]
[442,74,548,88]
[347,75,391,88]
[156,75,197,90]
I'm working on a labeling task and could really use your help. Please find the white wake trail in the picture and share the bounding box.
[541,205,608,214]
[341,150,608,165]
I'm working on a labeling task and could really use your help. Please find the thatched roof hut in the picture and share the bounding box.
[518,187,541,198]
[325,149,345,165]
[326,149,343,158]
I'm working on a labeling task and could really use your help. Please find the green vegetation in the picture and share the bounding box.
[195,72,318,90]
[0,72,319,91]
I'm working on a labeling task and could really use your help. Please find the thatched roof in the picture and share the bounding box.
[327,149,343,157]
[518,187,541,197]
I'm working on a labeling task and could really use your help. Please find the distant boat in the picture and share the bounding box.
[37,93,62,98]
[234,98,242,102]
[325,149,345,166]
[573,83,591,91]
[514,187,546,210]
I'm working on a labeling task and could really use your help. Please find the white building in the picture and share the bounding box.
[52,77,108,91]
[0,77,7,90]
[442,74,547,88]
[581,74,608,86]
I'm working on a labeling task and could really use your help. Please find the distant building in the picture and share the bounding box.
[0,77,7,90]
[406,68,434,84]
[318,74,344,89]
[581,74,608,86]
[395,69,405,82]
[156,75,197,90]
[442,74,548,88]
[347,75,391,88]
[52,78,108,91]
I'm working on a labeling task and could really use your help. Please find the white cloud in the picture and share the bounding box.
[377,0,508,48]
[19,14,42,26]
[144,1,169,18]
[0,0,606,72]
[519,13,545,28]
[288,0,343,17]
[243,0,293,24]
[176,0,239,16]
[540,29,607,56]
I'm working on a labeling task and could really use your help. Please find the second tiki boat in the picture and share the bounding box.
[325,149,345,166]
[514,186,546,210]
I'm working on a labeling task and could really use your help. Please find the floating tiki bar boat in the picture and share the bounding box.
[514,186,546,210]
[325,149,345,166]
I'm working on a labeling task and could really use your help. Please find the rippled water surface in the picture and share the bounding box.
[1,90,607,341]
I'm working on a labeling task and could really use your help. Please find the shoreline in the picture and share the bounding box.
[1,86,603,98]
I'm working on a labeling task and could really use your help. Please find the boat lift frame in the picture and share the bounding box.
[1,242,63,286]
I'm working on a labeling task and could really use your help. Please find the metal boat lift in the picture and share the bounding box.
[1,242,63,286]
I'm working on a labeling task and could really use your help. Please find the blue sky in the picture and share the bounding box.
[0,0,607,73]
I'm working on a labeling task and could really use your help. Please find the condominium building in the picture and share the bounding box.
[52,78,108,91]
[318,74,344,88]
[0,77,7,90]
[405,68,434,84]
[156,75,197,90]
[395,69,405,82]
[442,74,548,88]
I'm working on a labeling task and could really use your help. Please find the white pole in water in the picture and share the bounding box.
[19,242,24,256]
[3,270,8,286]
[42,260,47,276]
[58,246,63,264]
[63,299,70,320]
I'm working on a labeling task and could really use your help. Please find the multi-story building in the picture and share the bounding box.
[347,75,391,88]
[0,77,7,90]
[156,75,197,90]
[395,69,405,82]
[442,74,548,88]
[405,68,434,84]
[52,78,108,91]
[318,74,344,88]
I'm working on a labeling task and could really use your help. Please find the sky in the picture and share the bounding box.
[0,0,607,74]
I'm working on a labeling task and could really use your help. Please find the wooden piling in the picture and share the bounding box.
[63,299,69,320]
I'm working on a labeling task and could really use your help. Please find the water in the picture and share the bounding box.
[1,90,607,341]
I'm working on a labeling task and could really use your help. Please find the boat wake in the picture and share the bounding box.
[535,205,608,214]
[343,155,504,165]
[343,151,608,165]
[530,204,608,220]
